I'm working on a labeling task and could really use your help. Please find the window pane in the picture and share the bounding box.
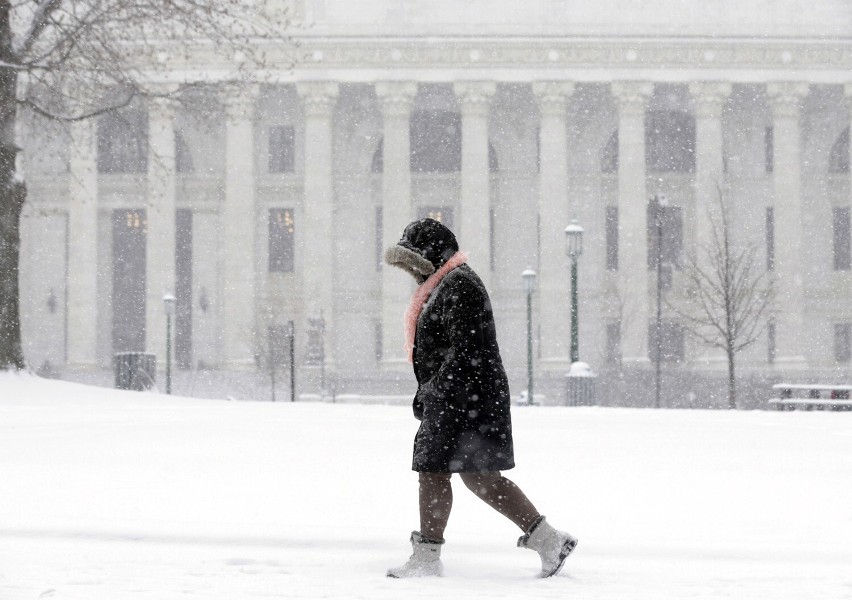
[269,208,295,272]
[269,125,295,173]
[829,127,849,174]
[175,209,193,369]
[418,206,454,231]
[605,206,619,271]
[112,209,147,353]
[606,321,621,364]
[764,126,774,174]
[98,110,148,174]
[835,323,851,363]
[410,110,461,172]
[489,142,499,173]
[601,130,618,174]
[535,126,541,174]
[372,138,383,173]
[766,207,775,271]
[645,111,695,173]
[176,132,194,174]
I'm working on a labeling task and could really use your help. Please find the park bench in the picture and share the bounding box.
[768,383,852,411]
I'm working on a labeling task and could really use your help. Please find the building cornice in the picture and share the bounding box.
[283,36,852,72]
[136,36,852,86]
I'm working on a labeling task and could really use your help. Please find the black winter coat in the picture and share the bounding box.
[411,263,515,473]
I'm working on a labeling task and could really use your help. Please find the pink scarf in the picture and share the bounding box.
[403,251,468,364]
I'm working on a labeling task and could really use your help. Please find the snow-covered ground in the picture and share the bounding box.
[1,373,851,600]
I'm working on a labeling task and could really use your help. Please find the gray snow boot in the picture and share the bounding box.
[387,531,444,578]
[517,516,578,578]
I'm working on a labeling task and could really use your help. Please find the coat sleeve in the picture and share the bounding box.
[415,273,487,410]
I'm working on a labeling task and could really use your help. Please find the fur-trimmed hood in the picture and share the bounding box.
[384,218,460,282]
[384,244,435,282]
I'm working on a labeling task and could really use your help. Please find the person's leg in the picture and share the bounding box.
[459,471,540,532]
[419,472,453,540]
[387,473,450,578]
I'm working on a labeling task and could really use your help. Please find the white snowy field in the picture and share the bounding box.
[1,374,851,600]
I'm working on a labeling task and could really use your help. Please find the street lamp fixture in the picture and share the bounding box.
[565,220,584,261]
[564,220,584,364]
[522,268,536,406]
[163,294,176,395]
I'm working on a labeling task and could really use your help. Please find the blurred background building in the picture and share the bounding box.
[17,0,852,406]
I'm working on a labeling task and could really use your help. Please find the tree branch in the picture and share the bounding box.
[13,0,63,58]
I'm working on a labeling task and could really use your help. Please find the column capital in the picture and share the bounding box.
[221,83,260,121]
[297,81,340,118]
[453,81,496,116]
[611,81,654,116]
[532,81,575,116]
[688,81,732,118]
[766,82,809,119]
[375,81,418,118]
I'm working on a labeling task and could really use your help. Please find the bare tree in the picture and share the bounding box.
[0,0,288,370]
[670,186,775,409]
[252,303,296,403]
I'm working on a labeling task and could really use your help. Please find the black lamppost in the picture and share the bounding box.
[564,220,584,364]
[288,320,296,403]
[522,268,536,406]
[650,194,669,409]
[163,294,176,395]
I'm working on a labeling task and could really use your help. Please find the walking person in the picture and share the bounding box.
[384,218,578,578]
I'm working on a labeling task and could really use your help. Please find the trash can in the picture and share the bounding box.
[114,352,157,391]
[566,361,596,406]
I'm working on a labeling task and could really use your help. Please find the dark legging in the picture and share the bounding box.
[419,471,540,541]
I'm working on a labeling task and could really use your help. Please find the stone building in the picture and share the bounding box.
[17,0,852,405]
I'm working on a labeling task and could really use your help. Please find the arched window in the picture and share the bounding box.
[97,110,148,173]
[829,126,850,173]
[645,111,695,173]
[601,130,618,174]
[410,110,461,172]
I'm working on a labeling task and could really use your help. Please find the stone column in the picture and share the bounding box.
[689,82,732,254]
[846,84,852,209]
[67,118,99,368]
[145,96,178,366]
[611,81,653,364]
[767,82,809,367]
[454,81,496,287]
[532,81,575,363]
[221,85,260,369]
[375,81,417,363]
[297,82,339,365]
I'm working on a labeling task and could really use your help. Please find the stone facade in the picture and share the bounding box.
[16,1,852,405]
